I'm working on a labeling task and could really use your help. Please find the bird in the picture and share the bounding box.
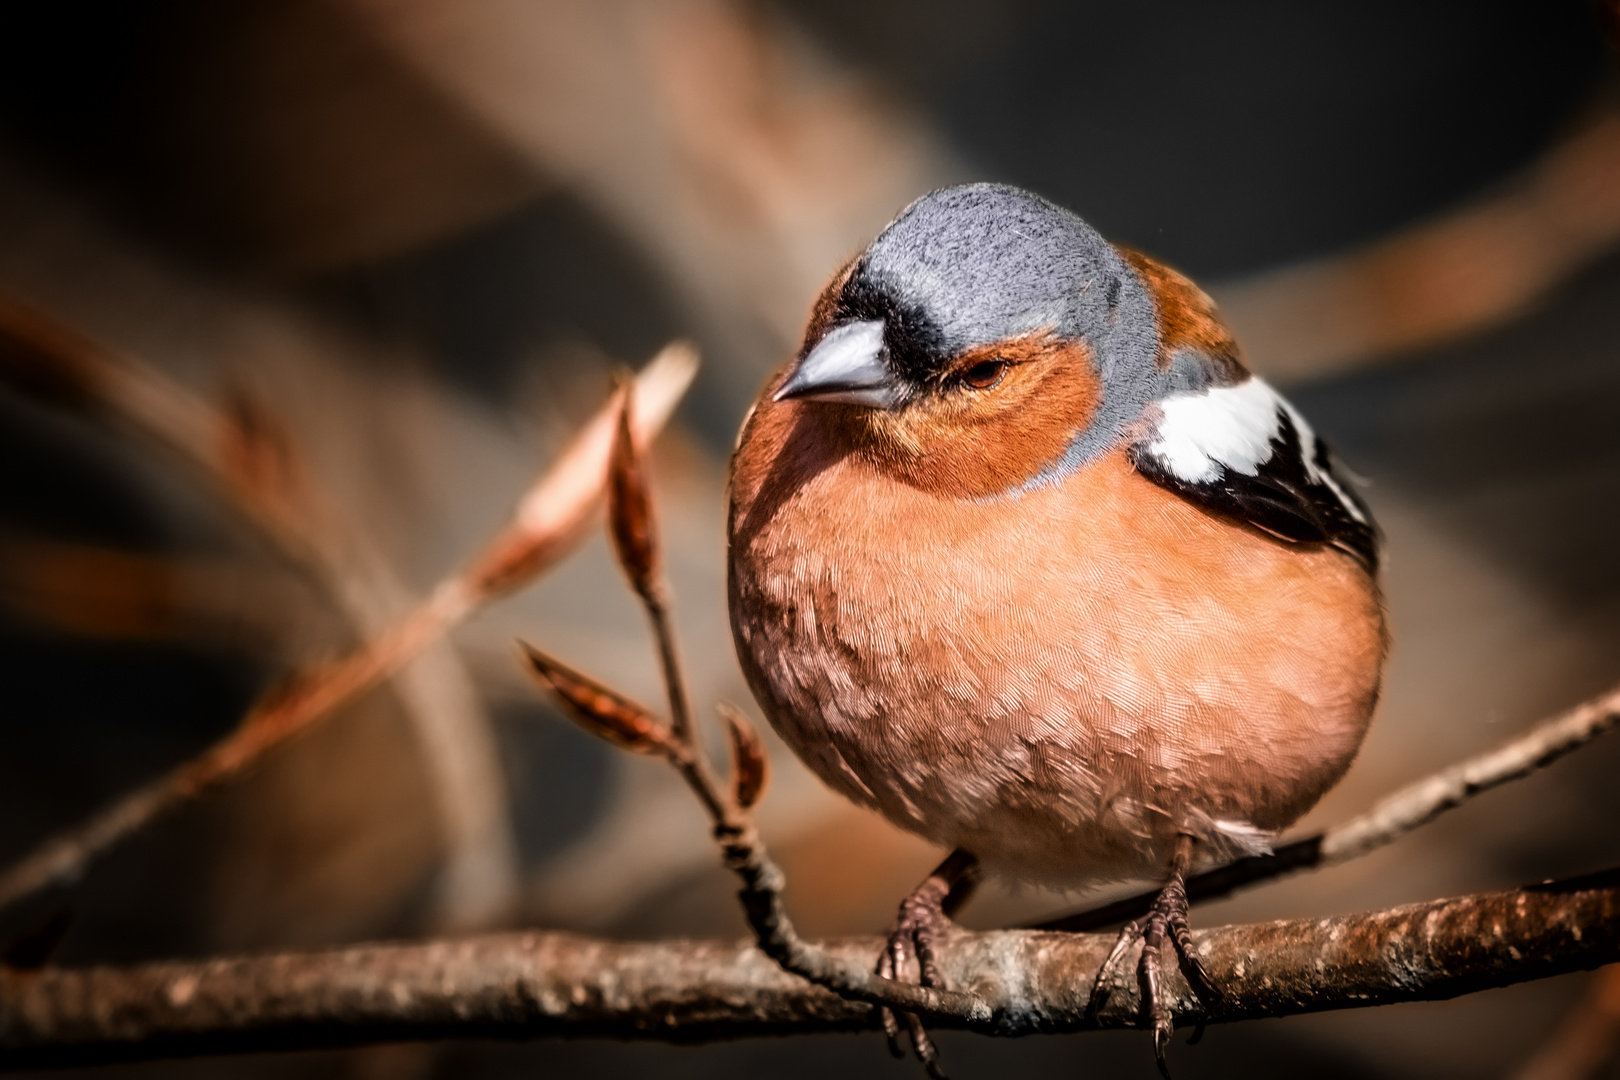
[725,183,1387,1076]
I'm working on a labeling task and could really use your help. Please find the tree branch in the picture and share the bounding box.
[1,868,1614,1068]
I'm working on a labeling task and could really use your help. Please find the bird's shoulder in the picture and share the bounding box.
[1118,249,1381,573]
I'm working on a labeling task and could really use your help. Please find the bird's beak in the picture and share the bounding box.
[773,319,898,408]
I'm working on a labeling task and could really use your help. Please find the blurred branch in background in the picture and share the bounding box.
[319,0,1620,398]
[334,0,957,425]
[1216,93,1620,380]
[0,289,520,929]
[0,315,696,926]
[0,535,316,649]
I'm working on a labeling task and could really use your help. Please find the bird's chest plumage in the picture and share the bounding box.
[727,412,1385,886]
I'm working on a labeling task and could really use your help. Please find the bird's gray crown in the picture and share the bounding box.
[836,183,1144,384]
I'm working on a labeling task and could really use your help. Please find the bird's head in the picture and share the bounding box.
[774,184,1170,498]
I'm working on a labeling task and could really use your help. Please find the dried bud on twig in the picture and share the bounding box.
[465,342,697,600]
[607,388,660,601]
[520,642,674,756]
[719,702,770,809]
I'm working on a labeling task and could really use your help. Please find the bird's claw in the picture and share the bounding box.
[1085,844,1217,1078]
[876,882,952,1077]
[874,850,979,1080]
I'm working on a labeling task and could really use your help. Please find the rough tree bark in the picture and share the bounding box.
[2,868,1615,1068]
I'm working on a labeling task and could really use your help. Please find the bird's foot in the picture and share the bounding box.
[875,850,980,1080]
[1085,836,1216,1079]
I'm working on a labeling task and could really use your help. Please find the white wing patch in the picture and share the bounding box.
[1143,377,1283,483]
[1143,376,1369,527]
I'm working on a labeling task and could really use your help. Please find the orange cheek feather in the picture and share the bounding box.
[856,337,1102,501]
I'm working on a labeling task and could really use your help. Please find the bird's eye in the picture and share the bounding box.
[961,359,1007,390]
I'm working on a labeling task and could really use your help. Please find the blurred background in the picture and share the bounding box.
[1,1,1618,1077]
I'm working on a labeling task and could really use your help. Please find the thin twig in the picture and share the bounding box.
[3,868,1617,1066]
[646,597,696,747]
[0,346,698,919]
[1319,680,1620,862]
[1215,94,1620,380]
[1041,678,1620,932]
[606,399,696,747]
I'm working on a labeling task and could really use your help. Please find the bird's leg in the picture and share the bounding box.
[1085,834,1217,1079]
[876,849,981,1079]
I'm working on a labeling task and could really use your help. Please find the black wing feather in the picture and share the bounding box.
[1129,408,1380,573]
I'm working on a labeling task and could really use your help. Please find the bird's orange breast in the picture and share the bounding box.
[727,393,1387,886]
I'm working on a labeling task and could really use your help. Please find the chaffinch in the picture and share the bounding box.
[726,183,1386,1075]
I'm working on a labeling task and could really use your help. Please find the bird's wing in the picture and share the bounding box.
[1127,375,1380,572]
